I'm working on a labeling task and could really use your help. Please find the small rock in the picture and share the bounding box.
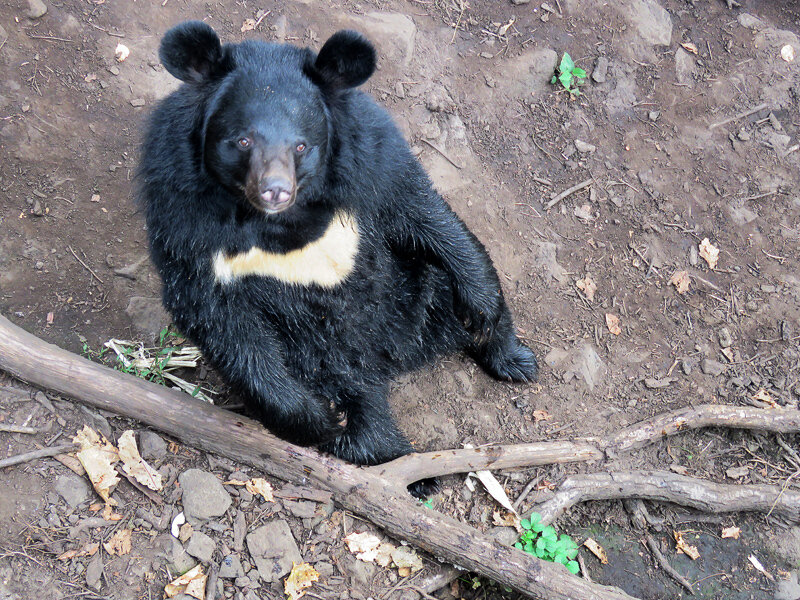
[644,377,672,389]
[130,98,146,107]
[681,359,693,375]
[27,0,47,19]
[689,245,699,266]
[725,466,749,479]
[511,0,530,4]
[737,13,764,30]
[491,527,520,546]
[314,561,334,578]
[737,129,751,141]
[185,531,215,563]
[718,327,733,348]
[107,66,120,76]
[139,430,167,461]
[247,520,301,583]
[347,553,377,588]
[31,199,44,216]
[218,554,244,578]
[126,296,170,341]
[394,82,405,98]
[284,500,317,519]
[701,359,726,376]
[85,553,104,590]
[769,112,783,131]
[54,474,90,508]
[780,320,793,342]
[574,139,596,154]
[179,470,232,521]
[775,571,800,600]
[648,110,660,121]
[35,260,44,270]
[233,510,246,552]
[592,56,609,83]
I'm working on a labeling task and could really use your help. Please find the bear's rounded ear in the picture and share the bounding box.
[160,21,232,83]
[311,30,376,91]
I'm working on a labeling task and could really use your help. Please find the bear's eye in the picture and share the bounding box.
[237,137,251,149]
[295,143,307,153]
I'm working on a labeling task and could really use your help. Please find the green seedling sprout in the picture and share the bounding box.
[515,512,580,574]
[551,53,587,96]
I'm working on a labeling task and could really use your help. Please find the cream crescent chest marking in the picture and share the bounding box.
[213,211,360,288]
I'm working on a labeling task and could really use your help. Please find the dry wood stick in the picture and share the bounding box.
[644,534,694,595]
[0,424,40,434]
[535,471,800,526]
[545,179,593,209]
[374,441,602,485]
[604,404,800,454]
[0,314,634,600]
[377,404,800,486]
[0,443,79,469]
[708,103,768,130]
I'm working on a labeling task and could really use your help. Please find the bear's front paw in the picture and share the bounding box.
[454,289,502,345]
[408,477,439,499]
[474,339,538,383]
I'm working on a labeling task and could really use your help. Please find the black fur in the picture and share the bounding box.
[138,23,538,497]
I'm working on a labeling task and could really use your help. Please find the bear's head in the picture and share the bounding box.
[159,22,376,216]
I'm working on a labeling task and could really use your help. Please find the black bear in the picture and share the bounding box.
[138,22,537,496]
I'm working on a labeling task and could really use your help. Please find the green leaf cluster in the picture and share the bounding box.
[550,52,587,96]
[514,512,580,574]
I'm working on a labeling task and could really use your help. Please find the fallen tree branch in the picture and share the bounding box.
[535,471,800,526]
[0,314,635,600]
[372,441,603,485]
[604,404,800,454]
[376,404,800,486]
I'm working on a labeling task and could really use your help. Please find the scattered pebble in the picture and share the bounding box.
[592,56,609,83]
[218,554,244,579]
[644,377,672,389]
[53,474,90,508]
[718,327,733,348]
[247,521,302,582]
[648,111,660,121]
[574,139,596,154]
[701,359,726,376]
[179,469,232,521]
[27,0,47,19]
[139,430,167,461]
[185,531,215,563]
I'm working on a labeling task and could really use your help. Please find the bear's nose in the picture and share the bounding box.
[259,177,294,205]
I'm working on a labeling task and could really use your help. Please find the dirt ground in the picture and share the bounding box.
[1,0,800,598]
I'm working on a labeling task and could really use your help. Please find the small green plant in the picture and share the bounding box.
[81,327,215,403]
[515,512,580,574]
[551,53,587,96]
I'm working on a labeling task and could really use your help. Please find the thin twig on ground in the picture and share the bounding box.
[420,138,463,169]
[708,103,768,130]
[0,424,40,434]
[645,534,694,594]
[0,443,79,469]
[545,179,593,209]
